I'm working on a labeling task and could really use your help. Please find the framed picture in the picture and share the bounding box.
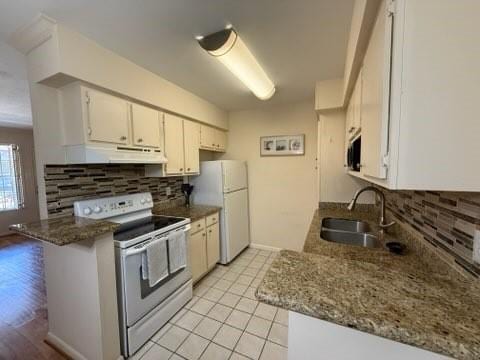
[260,134,305,156]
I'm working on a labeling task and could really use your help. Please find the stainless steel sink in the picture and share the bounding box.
[320,229,380,248]
[321,218,370,233]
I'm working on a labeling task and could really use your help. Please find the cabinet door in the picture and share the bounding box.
[206,222,220,269]
[164,113,185,175]
[360,0,392,179]
[189,230,207,283]
[131,103,161,148]
[183,120,200,174]
[86,90,129,144]
[200,125,215,150]
[215,130,227,152]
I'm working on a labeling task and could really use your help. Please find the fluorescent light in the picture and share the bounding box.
[197,28,275,100]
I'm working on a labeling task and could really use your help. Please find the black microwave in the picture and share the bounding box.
[347,136,361,171]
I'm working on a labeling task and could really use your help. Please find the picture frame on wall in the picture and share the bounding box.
[260,134,305,156]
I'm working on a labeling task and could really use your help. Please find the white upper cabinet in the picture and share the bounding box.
[163,113,185,175]
[183,120,200,175]
[349,0,480,191]
[130,103,161,148]
[85,89,130,145]
[200,125,227,152]
[360,0,392,180]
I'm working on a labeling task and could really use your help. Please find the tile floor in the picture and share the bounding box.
[130,247,288,360]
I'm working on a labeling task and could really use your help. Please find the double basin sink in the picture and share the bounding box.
[320,218,380,248]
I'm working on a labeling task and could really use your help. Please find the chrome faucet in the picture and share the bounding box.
[347,186,395,230]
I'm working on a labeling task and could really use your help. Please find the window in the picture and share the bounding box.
[0,144,24,211]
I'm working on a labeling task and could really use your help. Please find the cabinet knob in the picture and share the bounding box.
[120,136,127,141]
[180,168,183,171]
[187,168,191,171]
[202,233,206,237]
[138,138,143,143]
[209,229,212,233]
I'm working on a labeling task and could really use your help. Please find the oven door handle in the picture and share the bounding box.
[122,225,191,257]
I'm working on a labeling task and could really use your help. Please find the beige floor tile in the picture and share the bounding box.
[151,322,172,342]
[228,283,248,296]
[176,333,209,360]
[176,310,204,331]
[236,274,254,286]
[249,261,263,269]
[203,287,225,302]
[128,340,154,360]
[199,275,218,287]
[190,298,216,315]
[258,250,272,257]
[207,303,232,322]
[212,279,232,291]
[268,323,288,347]
[193,317,222,340]
[274,308,289,326]
[157,324,190,352]
[184,296,200,310]
[251,278,262,287]
[230,353,250,360]
[234,332,265,360]
[225,309,251,330]
[254,303,278,321]
[235,297,258,313]
[193,284,210,297]
[222,271,240,281]
[245,315,272,339]
[260,341,287,360]
[254,255,268,263]
[212,324,242,350]
[229,265,246,274]
[170,308,188,324]
[141,343,172,360]
[242,287,257,301]
[170,354,185,360]
[218,292,241,308]
[242,267,259,277]
[199,342,232,360]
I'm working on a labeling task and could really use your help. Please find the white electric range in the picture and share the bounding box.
[74,192,192,357]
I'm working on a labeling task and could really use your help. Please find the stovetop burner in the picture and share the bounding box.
[114,215,185,242]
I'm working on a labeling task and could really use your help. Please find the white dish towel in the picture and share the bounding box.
[168,229,187,274]
[141,236,169,287]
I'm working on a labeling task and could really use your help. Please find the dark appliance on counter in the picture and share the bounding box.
[347,136,361,171]
[181,183,194,207]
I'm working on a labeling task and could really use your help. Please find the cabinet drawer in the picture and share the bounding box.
[206,212,219,227]
[191,218,206,234]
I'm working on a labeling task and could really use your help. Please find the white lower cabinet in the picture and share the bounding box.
[288,312,451,360]
[188,212,220,283]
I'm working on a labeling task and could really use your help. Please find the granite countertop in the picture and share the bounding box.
[152,204,221,222]
[9,217,119,246]
[256,205,480,360]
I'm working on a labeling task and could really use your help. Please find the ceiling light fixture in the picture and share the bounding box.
[197,27,275,100]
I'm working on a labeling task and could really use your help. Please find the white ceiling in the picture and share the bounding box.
[0,0,354,127]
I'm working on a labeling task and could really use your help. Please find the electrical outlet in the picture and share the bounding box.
[166,187,171,196]
[473,229,480,264]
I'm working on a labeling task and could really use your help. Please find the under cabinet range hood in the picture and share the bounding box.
[64,144,168,164]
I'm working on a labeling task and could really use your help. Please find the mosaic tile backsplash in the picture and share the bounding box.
[44,164,184,218]
[379,188,480,277]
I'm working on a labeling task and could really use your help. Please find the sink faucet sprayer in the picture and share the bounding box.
[347,186,395,230]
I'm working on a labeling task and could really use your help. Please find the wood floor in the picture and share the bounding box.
[0,234,65,360]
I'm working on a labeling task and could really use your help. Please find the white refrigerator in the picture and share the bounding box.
[191,160,250,264]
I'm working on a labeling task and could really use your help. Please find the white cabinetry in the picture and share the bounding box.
[200,125,227,152]
[130,103,161,148]
[163,113,185,175]
[349,0,480,191]
[188,212,220,283]
[183,120,200,175]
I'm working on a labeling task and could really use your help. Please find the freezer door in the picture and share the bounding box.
[223,189,250,263]
[222,161,247,193]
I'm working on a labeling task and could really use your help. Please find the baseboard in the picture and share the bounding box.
[249,243,282,252]
[45,332,89,360]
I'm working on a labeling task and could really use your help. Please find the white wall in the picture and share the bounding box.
[317,110,371,203]
[0,127,39,234]
[218,101,318,251]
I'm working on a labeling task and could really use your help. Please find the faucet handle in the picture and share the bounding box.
[379,220,396,229]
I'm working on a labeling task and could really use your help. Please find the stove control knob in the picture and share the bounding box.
[83,207,92,216]
[146,198,152,204]
[93,206,102,214]
[140,198,146,205]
